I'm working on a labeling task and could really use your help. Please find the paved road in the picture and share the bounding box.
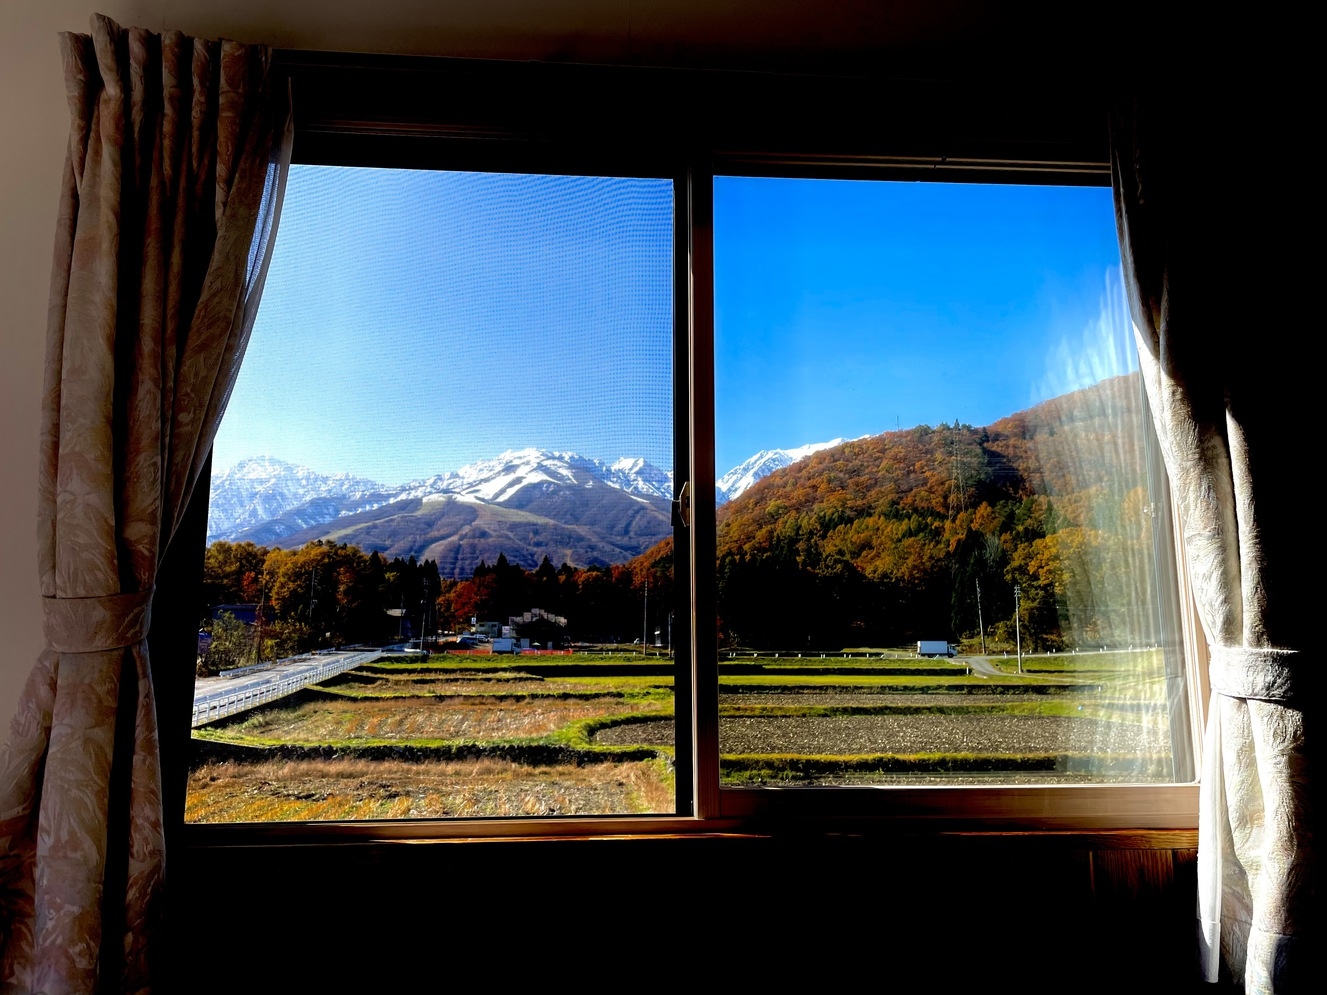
[964,655,1006,678]
[960,649,1145,682]
[961,655,1066,678]
[192,648,381,727]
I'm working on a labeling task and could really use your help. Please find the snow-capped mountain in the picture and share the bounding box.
[207,440,849,568]
[207,457,387,542]
[715,439,844,504]
[389,449,674,504]
[207,449,675,547]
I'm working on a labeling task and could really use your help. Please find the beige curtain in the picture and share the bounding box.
[0,15,291,994]
[1112,97,1314,991]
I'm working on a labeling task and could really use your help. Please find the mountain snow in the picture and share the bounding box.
[389,449,675,504]
[207,457,386,542]
[715,439,844,504]
[208,449,676,544]
[208,438,849,544]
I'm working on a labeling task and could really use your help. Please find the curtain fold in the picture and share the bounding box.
[1111,95,1315,992]
[0,15,291,994]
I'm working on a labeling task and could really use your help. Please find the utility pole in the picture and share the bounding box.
[308,566,318,625]
[1014,584,1022,674]
[420,578,430,653]
[642,576,648,657]
[253,587,266,665]
[976,579,986,655]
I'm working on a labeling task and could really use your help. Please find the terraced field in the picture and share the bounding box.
[187,649,1180,822]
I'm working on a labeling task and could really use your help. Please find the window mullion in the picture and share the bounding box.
[687,163,721,819]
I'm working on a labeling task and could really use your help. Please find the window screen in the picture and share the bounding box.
[711,176,1192,788]
[188,166,678,822]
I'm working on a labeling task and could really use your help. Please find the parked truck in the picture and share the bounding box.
[917,640,957,658]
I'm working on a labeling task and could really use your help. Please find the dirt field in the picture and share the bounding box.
[593,712,1171,758]
[716,713,1169,755]
[186,756,675,822]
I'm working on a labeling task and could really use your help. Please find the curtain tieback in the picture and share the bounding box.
[41,588,155,654]
[1208,644,1303,703]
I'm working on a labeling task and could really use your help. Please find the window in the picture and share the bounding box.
[178,54,1201,837]
[189,165,684,822]
[711,176,1195,791]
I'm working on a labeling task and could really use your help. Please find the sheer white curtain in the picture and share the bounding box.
[1111,93,1315,992]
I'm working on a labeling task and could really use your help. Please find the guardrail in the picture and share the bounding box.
[217,659,283,679]
[191,649,382,728]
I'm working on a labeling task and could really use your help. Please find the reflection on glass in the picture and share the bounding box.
[187,167,676,822]
[712,176,1190,786]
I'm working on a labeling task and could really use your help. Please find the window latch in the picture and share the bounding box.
[673,481,691,528]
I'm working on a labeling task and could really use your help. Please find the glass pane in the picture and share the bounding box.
[713,176,1191,787]
[188,166,676,822]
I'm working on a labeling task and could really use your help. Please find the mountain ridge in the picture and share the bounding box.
[208,448,680,578]
[716,438,845,503]
[208,437,838,550]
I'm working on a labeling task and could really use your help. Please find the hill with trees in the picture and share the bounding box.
[714,372,1164,652]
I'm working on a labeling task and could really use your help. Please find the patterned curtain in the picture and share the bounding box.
[0,15,291,993]
[1111,96,1314,991]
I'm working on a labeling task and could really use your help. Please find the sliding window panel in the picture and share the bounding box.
[189,166,679,823]
[711,175,1193,792]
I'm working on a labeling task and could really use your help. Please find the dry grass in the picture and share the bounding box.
[185,756,675,822]
[329,675,638,697]
[220,695,667,743]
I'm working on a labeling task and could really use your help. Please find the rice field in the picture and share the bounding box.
[187,648,1182,822]
[213,693,666,744]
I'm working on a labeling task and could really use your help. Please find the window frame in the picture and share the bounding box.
[174,52,1201,847]
[690,160,1200,828]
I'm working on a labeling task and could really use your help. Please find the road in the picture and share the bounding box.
[960,649,1140,682]
[964,655,1007,678]
[191,648,382,727]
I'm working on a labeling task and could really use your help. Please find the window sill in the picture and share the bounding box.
[180,781,1198,849]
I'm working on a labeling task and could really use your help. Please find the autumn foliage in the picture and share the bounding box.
[201,540,676,657]
[715,373,1164,651]
[202,374,1162,658]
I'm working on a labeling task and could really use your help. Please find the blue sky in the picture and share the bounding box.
[713,176,1130,472]
[213,167,675,484]
[214,167,1131,483]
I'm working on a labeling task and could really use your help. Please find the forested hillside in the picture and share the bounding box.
[715,372,1164,651]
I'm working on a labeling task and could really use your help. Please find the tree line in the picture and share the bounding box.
[199,539,675,673]
[200,540,441,672]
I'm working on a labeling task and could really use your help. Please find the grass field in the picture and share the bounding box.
[187,648,1181,823]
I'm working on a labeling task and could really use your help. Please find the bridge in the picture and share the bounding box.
[191,647,382,728]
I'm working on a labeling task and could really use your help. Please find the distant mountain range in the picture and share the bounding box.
[715,439,844,503]
[207,456,387,542]
[208,441,839,576]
